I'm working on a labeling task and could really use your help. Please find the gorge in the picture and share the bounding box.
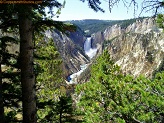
[49,17,163,84]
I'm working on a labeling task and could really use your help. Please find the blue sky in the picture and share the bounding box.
[54,0,154,21]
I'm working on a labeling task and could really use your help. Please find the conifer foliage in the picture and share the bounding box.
[156,14,164,30]
[0,0,164,122]
[0,31,20,122]
[0,1,75,122]
[76,50,164,123]
[35,38,63,122]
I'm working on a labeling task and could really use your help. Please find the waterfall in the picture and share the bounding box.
[84,37,97,58]
[66,37,97,84]
[84,37,92,52]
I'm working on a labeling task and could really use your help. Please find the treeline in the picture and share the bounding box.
[69,17,147,35]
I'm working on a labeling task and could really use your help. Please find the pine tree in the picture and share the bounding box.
[0,2,75,122]
[0,31,20,122]
[35,38,75,122]
[76,50,122,122]
[35,38,63,121]
[0,56,4,123]
[156,14,164,31]
[76,50,164,122]
[0,0,163,122]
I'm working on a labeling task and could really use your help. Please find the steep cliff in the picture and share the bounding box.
[45,29,89,77]
[94,18,164,77]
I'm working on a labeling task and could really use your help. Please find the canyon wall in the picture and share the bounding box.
[93,18,164,77]
[45,18,163,79]
[45,29,89,77]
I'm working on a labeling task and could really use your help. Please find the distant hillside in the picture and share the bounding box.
[67,17,147,35]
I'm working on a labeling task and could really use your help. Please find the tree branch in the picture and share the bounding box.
[0,19,18,29]
[33,20,76,33]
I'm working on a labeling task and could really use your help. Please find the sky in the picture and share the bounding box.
[53,0,154,21]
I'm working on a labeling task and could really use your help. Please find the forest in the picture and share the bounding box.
[69,17,146,36]
[0,0,164,123]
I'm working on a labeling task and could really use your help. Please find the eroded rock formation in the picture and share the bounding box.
[93,18,164,77]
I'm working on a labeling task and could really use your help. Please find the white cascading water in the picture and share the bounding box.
[67,64,88,84]
[66,37,97,84]
[84,37,97,58]
[84,37,92,52]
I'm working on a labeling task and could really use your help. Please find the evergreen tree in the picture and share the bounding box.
[0,54,4,123]
[76,50,164,122]
[34,36,75,122]
[156,14,164,30]
[0,32,20,122]
[0,2,75,122]
[18,6,37,122]
[0,0,163,122]
[35,38,63,122]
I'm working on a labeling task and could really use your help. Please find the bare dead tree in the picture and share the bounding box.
[140,0,164,16]
[81,0,164,17]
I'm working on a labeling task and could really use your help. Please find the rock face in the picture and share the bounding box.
[69,27,86,48]
[104,24,123,40]
[45,18,163,78]
[93,18,164,77]
[45,30,89,77]
[126,18,158,33]
[108,31,164,77]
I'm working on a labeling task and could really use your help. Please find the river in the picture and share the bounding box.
[66,37,97,84]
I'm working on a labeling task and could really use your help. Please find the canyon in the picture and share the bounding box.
[48,17,163,82]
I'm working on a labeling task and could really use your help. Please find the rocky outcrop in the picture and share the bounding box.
[126,18,158,33]
[92,18,159,44]
[108,31,164,77]
[45,30,89,77]
[92,31,104,48]
[69,27,86,48]
[102,18,164,77]
[104,24,123,41]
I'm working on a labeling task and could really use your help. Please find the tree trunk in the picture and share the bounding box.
[0,58,4,122]
[59,107,63,123]
[18,5,36,123]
